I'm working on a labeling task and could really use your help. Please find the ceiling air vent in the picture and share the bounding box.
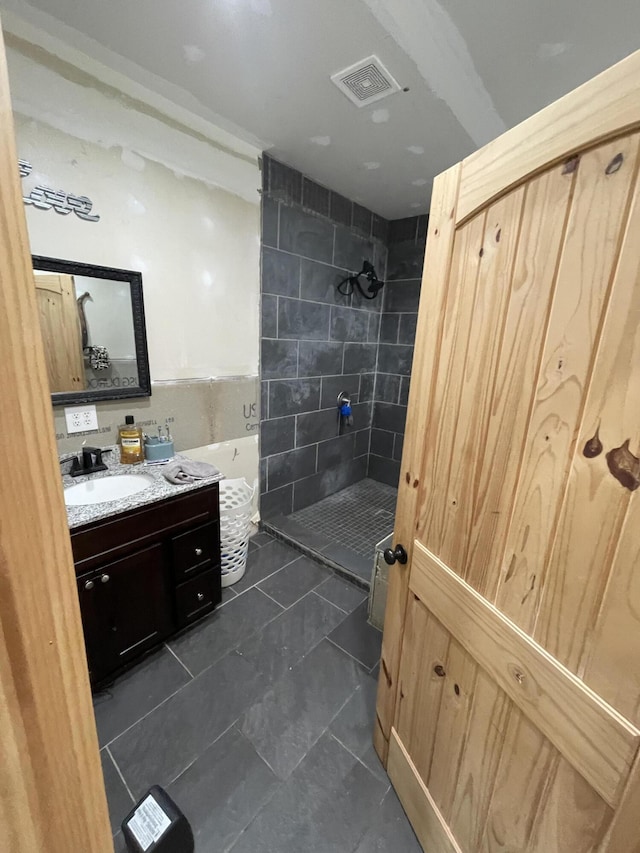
[331,55,401,107]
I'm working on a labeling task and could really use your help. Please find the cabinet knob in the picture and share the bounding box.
[101,574,110,584]
[194,547,203,557]
[197,592,204,602]
[84,580,94,590]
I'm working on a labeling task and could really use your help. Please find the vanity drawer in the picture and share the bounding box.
[72,484,219,572]
[175,569,220,627]
[171,521,220,582]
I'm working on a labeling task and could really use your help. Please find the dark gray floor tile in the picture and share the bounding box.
[258,555,329,608]
[241,639,366,780]
[237,592,345,682]
[329,675,387,783]
[232,539,301,593]
[353,787,422,853]
[167,725,280,853]
[314,575,367,613]
[220,585,238,604]
[93,647,191,746]
[101,748,134,835]
[267,514,333,552]
[328,601,382,670]
[110,650,268,797]
[322,542,374,581]
[250,531,274,549]
[228,731,389,853]
[168,588,282,676]
[113,832,128,853]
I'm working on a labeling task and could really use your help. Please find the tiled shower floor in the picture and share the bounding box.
[97,531,420,852]
[264,478,398,584]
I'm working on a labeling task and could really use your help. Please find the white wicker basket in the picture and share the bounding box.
[219,478,255,587]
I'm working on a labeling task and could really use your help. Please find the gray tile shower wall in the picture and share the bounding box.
[260,155,387,518]
[369,216,427,488]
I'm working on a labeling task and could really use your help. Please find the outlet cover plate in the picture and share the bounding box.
[64,405,99,434]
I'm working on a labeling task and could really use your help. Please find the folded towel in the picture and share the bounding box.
[163,458,220,485]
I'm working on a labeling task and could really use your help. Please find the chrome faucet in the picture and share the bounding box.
[69,446,112,477]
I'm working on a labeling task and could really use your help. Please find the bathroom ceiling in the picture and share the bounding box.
[2,0,639,218]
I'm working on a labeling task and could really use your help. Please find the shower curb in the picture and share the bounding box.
[259,519,371,593]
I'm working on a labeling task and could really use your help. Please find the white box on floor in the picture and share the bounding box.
[369,533,393,631]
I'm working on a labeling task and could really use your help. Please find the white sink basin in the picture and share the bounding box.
[64,473,156,506]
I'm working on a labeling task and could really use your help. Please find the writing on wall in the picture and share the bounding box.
[19,159,101,223]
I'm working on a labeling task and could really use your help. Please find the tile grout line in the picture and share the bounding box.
[255,587,286,611]
[165,642,194,680]
[325,634,380,673]
[106,744,136,804]
[327,731,391,790]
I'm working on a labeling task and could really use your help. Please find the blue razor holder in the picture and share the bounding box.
[144,437,175,462]
[340,403,352,416]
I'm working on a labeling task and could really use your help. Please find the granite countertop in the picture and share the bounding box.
[61,445,224,529]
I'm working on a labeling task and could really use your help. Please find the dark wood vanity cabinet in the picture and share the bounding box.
[71,484,221,686]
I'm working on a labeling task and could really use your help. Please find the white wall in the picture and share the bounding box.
[8,42,261,383]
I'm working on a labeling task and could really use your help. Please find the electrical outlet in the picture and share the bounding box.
[64,405,99,434]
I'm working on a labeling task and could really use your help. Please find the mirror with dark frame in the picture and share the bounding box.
[32,255,151,406]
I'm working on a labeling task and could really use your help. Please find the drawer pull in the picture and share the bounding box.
[101,574,110,584]
[197,592,205,601]
[84,580,94,590]
[194,547,203,557]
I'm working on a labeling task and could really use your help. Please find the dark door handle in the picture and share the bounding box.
[383,544,408,565]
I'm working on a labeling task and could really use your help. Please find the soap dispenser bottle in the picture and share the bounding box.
[119,415,144,464]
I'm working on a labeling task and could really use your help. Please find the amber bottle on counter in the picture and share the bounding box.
[119,415,144,464]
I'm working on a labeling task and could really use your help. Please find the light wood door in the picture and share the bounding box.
[0,17,112,851]
[34,272,86,392]
[376,50,640,853]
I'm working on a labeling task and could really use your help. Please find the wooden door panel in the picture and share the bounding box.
[410,544,639,809]
[396,595,450,784]
[378,52,640,853]
[585,499,640,726]
[497,134,640,637]
[417,210,486,560]
[478,710,557,853]
[432,189,525,576]
[427,639,479,818]
[535,149,640,670]
[34,272,86,392]
[462,166,574,597]
[447,667,511,851]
